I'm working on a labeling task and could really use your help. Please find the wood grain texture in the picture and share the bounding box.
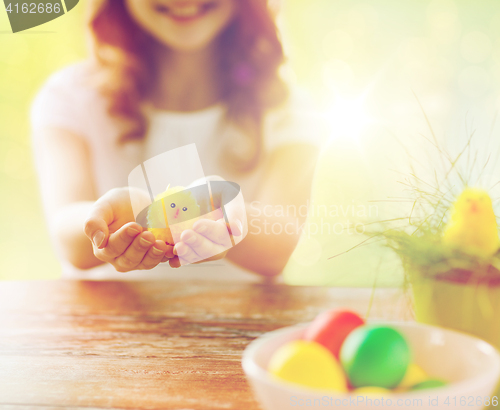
[0,279,412,409]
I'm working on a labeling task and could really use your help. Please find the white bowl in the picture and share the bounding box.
[243,322,500,410]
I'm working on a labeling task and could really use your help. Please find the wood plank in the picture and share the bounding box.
[0,280,411,409]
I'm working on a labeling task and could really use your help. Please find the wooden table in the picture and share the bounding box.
[0,276,412,409]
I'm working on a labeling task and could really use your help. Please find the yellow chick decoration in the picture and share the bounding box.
[147,185,201,245]
[443,188,500,257]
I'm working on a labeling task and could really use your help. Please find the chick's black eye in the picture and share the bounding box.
[170,203,176,208]
[182,207,188,211]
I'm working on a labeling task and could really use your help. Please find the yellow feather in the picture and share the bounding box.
[443,188,500,257]
[146,186,201,245]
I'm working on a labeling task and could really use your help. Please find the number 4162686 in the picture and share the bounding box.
[5,3,62,13]
[443,396,498,407]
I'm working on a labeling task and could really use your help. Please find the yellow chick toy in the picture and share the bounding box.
[147,186,201,245]
[443,188,500,257]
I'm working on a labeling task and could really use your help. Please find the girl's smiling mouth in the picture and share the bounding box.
[154,1,219,23]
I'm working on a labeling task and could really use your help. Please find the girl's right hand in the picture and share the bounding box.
[84,187,175,272]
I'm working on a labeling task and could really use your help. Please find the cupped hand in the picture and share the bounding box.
[84,187,175,272]
[171,219,230,265]
[170,175,247,267]
[173,218,244,266]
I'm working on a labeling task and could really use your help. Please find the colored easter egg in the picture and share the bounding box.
[340,325,410,389]
[352,387,392,396]
[268,340,347,392]
[304,309,365,358]
[411,379,447,391]
[398,363,428,389]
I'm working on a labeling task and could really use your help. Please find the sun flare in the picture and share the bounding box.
[325,94,373,142]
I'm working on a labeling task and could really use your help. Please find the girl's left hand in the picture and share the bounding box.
[167,175,246,267]
[171,218,243,266]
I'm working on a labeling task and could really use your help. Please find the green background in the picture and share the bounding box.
[1,1,500,284]
[0,2,84,280]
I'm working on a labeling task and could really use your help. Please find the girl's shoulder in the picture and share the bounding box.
[31,61,107,138]
[35,60,102,103]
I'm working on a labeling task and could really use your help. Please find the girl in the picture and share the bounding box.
[31,0,320,279]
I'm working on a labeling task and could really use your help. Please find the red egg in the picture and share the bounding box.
[303,309,365,358]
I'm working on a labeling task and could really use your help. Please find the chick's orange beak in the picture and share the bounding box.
[470,202,479,213]
[174,208,180,219]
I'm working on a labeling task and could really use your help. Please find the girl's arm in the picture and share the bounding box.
[176,143,319,276]
[228,143,319,275]
[35,126,101,269]
[35,127,172,272]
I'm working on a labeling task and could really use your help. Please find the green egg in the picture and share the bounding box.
[340,325,410,389]
[411,379,447,390]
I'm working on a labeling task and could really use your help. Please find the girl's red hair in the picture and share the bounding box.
[87,0,288,171]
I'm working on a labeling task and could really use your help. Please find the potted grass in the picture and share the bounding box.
[384,225,500,350]
[367,107,500,348]
[372,136,500,406]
